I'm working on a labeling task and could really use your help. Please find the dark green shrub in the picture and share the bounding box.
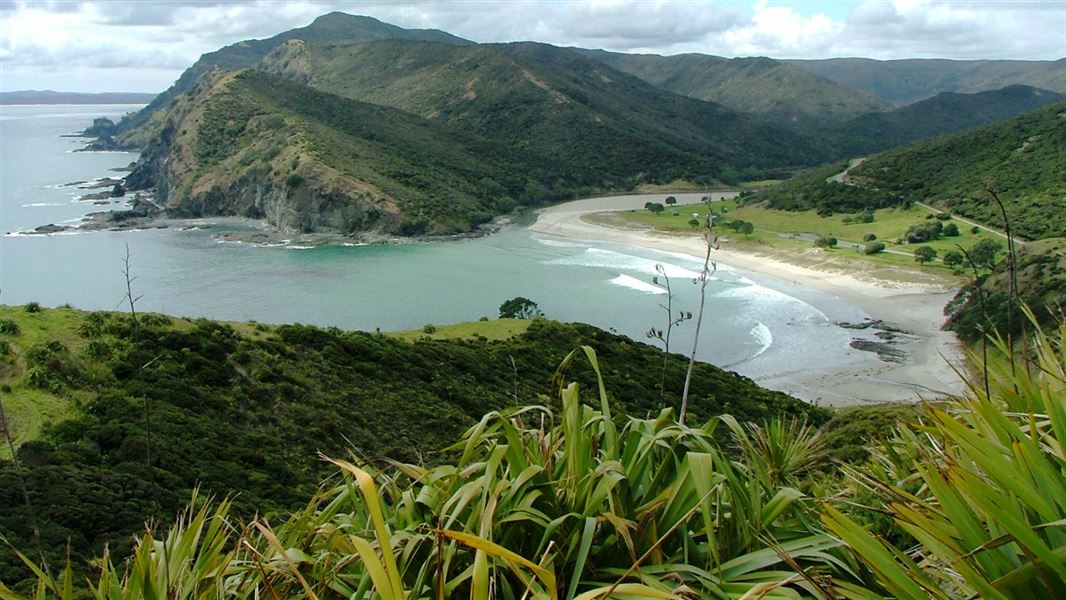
[24,302,41,313]
[863,233,877,242]
[864,242,887,255]
[0,319,19,335]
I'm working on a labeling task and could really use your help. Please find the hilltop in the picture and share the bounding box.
[788,57,1066,105]
[111,12,472,147]
[580,49,891,127]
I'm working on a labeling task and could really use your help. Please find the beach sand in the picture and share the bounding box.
[531,193,969,406]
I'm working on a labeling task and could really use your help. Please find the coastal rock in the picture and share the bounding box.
[31,224,70,234]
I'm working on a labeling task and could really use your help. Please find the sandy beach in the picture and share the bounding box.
[531,193,969,406]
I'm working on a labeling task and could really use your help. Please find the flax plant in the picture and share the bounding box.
[822,315,1066,599]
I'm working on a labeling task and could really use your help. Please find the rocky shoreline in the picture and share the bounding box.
[17,181,520,247]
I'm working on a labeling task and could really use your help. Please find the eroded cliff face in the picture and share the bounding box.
[124,71,401,235]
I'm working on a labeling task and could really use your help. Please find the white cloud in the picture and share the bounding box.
[0,0,1063,92]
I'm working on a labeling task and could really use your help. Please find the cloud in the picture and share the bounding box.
[0,0,1063,92]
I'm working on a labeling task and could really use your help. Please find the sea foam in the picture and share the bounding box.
[609,274,667,294]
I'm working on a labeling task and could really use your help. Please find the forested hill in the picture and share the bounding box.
[578,49,891,127]
[845,101,1066,241]
[752,102,1066,242]
[787,57,1066,105]
[125,69,541,235]
[113,12,472,146]
[833,84,1066,155]
[0,306,825,584]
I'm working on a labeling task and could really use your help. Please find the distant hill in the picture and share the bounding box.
[0,90,156,105]
[256,39,828,181]
[578,50,891,127]
[787,57,1066,105]
[834,85,1066,154]
[114,12,472,146]
[754,102,1066,241]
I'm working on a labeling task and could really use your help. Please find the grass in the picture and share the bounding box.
[595,200,1005,280]
[387,318,533,342]
[0,306,90,457]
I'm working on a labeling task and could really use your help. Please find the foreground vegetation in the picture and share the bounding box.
[3,316,1063,598]
[0,306,823,585]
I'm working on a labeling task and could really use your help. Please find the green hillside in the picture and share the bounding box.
[110,12,471,147]
[581,49,891,126]
[257,39,829,182]
[0,306,824,583]
[834,84,1066,154]
[846,101,1066,240]
[788,57,1066,105]
[753,102,1066,242]
[126,69,549,235]
[947,237,1066,340]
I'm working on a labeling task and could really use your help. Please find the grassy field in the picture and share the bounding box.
[388,318,533,342]
[595,199,1004,276]
[0,305,88,457]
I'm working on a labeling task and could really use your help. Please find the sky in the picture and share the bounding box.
[1,0,1064,93]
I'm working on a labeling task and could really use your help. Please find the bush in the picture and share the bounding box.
[971,226,981,234]
[24,301,41,313]
[943,223,960,236]
[863,241,886,255]
[0,319,19,335]
[936,211,952,220]
[863,233,877,242]
[942,250,965,267]
[284,173,304,188]
[422,324,437,334]
[665,196,677,205]
[814,236,838,249]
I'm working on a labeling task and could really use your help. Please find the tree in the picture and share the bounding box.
[942,250,965,267]
[943,223,960,236]
[913,246,937,264]
[688,218,700,229]
[739,221,754,238]
[647,203,665,215]
[665,196,677,206]
[814,236,837,249]
[498,297,543,319]
[969,238,1003,270]
[863,233,877,242]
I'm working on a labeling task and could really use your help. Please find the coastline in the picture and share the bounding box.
[530,193,969,406]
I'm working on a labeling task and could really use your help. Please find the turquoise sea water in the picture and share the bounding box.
[0,104,869,384]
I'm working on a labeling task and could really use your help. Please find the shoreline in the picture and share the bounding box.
[530,193,969,406]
